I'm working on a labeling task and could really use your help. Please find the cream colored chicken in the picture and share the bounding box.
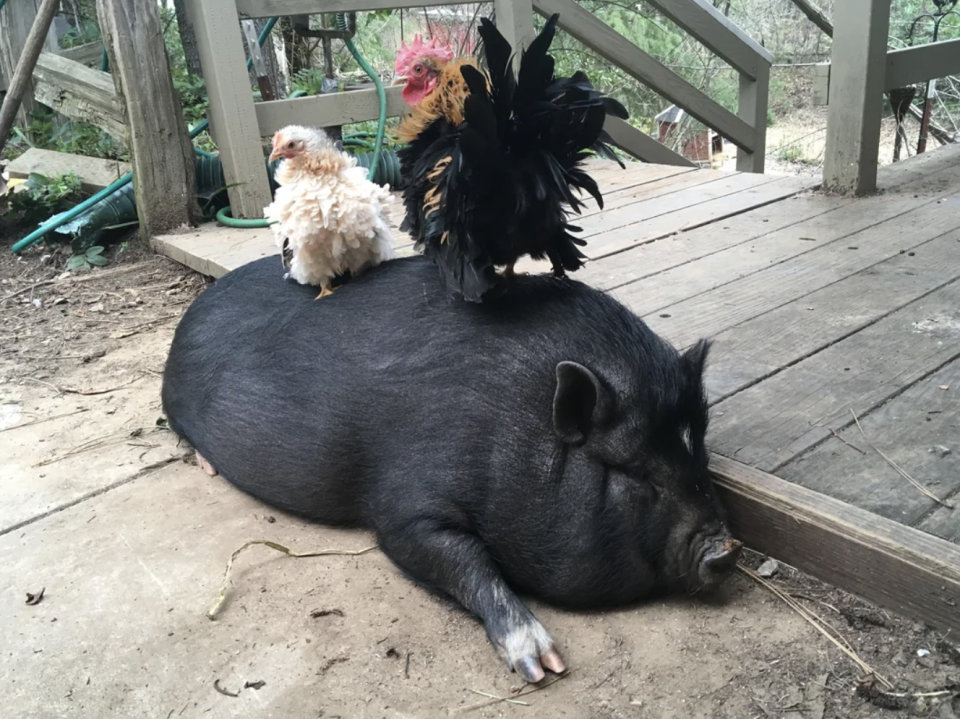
[264,125,395,298]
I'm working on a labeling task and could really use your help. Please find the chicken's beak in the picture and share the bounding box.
[392,76,407,86]
[268,149,282,162]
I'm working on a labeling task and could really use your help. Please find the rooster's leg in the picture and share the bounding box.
[195,451,218,477]
[500,262,527,279]
[315,285,338,299]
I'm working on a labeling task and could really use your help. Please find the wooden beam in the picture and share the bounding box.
[6,148,130,194]
[0,0,59,157]
[533,0,756,153]
[823,0,891,195]
[97,0,200,240]
[31,53,126,142]
[60,41,105,67]
[886,39,960,90]
[185,0,272,219]
[788,0,834,38]
[710,454,960,635]
[255,85,409,136]
[798,2,956,148]
[602,116,696,167]
[494,0,536,59]
[0,0,59,127]
[736,62,768,173]
[641,0,772,80]
[234,0,465,19]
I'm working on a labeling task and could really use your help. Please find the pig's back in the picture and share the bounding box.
[162,255,670,523]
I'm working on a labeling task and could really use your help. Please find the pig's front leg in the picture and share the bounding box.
[378,519,566,682]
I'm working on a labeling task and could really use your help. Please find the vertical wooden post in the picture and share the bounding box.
[0,0,59,127]
[97,0,200,240]
[736,62,769,173]
[185,0,272,219]
[494,0,535,58]
[823,0,891,195]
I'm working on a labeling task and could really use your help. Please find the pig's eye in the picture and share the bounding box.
[680,427,692,453]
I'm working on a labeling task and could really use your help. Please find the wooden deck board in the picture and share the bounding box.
[777,355,960,534]
[634,191,960,350]
[705,232,960,404]
[709,274,960,473]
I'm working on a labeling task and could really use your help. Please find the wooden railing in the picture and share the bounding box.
[187,0,773,218]
[808,0,960,194]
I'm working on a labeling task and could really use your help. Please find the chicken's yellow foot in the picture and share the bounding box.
[315,286,338,299]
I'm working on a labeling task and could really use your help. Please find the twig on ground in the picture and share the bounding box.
[0,407,88,433]
[207,540,378,620]
[850,409,954,508]
[455,671,573,713]
[109,313,180,339]
[23,375,143,397]
[740,565,893,689]
[466,689,529,706]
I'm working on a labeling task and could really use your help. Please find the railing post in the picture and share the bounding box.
[0,0,59,128]
[823,0,891,195]
[736,62,769,173]
[494,0,535,57]
[185,0,273,219]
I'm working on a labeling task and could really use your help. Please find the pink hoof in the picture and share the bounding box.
[196,451,218,477]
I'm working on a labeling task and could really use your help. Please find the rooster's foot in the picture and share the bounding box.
[315,286,338,299]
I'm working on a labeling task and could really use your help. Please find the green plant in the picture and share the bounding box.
[10,172,83,226]
[777,144,805,164]
[66,245,108,270]
[60,18,101,49]
[291,68,331,96]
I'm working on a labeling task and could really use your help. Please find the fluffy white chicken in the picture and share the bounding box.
[264,125,395,298]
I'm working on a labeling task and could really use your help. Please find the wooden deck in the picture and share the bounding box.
[155,144,960,626]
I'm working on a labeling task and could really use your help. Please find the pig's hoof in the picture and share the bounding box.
[195,451,218,477]
[499,621,565,683]
[500,264,527,279]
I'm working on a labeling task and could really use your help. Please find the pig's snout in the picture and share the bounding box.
[697,536,742,588]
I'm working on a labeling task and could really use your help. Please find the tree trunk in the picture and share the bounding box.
[280,16,312,78]
[97,0,200,240]
[173,0,203,78]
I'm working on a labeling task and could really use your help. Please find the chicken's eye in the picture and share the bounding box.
[286,141,296,149]
[413,64,424,76]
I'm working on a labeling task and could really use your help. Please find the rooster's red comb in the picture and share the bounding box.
[395,33,454,75]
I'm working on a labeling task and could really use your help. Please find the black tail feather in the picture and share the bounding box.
[402,12,631,302]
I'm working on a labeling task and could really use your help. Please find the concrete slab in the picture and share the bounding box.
[1,460,820,719]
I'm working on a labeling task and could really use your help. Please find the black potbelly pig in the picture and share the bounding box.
[162,255,741,683]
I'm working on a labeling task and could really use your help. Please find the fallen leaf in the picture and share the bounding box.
[25,588,45,606]
[244,680,266,691]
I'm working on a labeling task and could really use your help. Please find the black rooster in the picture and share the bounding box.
[397,13,629,302]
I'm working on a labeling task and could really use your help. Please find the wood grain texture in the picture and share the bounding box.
[98,0,200,240]
[584,175,812,259]
[709,268,960,472]
[255,86,410,136]
[641,0,772,77]
[710,454,960,635]
[533,0,756,152]
[822,0,891,194]
[777,356,960,532]
[885,38,960,90]
[60,41,104,67]
[185,0,272,218]
[603,116,696,167]
[637,192,960,350]
[0,0,58,125]
[6,148,130,194]
[705,232,960,405]
[31,53,126,142]
[736,63,768,173]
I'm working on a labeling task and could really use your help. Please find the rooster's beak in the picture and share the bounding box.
[392,76,407,86]
[268,147,283,163]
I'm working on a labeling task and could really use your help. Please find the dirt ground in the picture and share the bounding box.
[2,239,960,718]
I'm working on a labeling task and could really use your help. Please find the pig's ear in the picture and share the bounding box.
[553,361,611,444]
[681,339,711,383]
